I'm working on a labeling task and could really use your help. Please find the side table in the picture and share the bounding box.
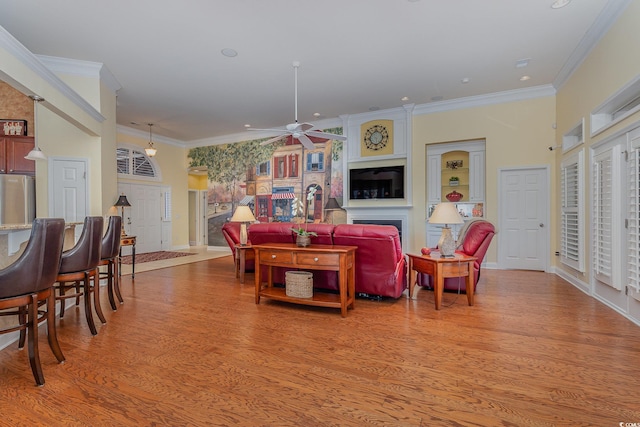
[234,243,254,284]
[407,252,477,310]
[119,235,136,279]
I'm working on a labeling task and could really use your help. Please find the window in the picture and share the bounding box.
[274,156,286,179]
[117,146,159,180]
[289,154,299,177]
[628,133,640,299]
[306,152,324,172]
[256,161,270,176]
[561,150,584,272]
[592,149,616,288]
[562,119,584,152]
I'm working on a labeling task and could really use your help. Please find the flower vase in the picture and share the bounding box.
[296,234,311,247]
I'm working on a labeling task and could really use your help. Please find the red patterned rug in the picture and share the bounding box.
[120,251,194,265]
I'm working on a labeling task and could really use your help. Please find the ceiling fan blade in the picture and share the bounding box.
[248,127,286,133]
[260,134,288,146]
[298,122,315,132]
[306,130,347,141]
[297,134,316,150]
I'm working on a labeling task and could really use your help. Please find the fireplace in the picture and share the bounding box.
[352,219,402,244]
[346,207,409,253]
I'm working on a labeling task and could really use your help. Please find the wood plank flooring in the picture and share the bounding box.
[1,256,639,426]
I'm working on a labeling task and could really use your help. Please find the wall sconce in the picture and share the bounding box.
[230,205,256,245]
[145,123,157,157]
[428,202,464,257]
[24,95,47,161]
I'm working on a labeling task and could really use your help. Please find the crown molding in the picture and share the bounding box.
[37,55,121,94]
[0,26,105,123]
[413,85,556,116]
[117,124,185,147]
[554,0,633,91]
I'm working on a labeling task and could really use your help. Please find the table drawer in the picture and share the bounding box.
[296,252,339,267]
[259,250,293,264]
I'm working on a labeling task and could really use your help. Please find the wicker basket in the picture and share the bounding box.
[285,271,313,298]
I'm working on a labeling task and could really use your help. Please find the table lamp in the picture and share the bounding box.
[429,202,464,257]
[114,194,131,236]
[230,205,256,245]
[323,197,344,224]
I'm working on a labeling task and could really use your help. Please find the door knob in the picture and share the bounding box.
[539,223,544,228]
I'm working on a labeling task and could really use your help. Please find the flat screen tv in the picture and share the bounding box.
[349,165,404,200]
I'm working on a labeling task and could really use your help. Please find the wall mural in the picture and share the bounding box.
[188,127,344,246]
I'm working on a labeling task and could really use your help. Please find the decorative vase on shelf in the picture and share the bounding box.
[296,234,311,247]
[446,190,463,202]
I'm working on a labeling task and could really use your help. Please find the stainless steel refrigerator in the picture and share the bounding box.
[0,174,36,225]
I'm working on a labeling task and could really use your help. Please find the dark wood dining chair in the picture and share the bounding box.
[55,216,104,335]
[0,218,66,385]
[99,215,123,310]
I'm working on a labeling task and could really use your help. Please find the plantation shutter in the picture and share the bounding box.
[628,138,640,299]
[593,150,616,288]
[561,152,583,271]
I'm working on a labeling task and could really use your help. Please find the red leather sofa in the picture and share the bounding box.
[418,219,495,292]
[222,221,407,298]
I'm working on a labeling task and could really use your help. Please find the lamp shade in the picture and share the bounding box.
[25,146,47,161]
[230,205,256,223]
[429,202,464,225]
[114,195,131,207]
[324,197,342,211]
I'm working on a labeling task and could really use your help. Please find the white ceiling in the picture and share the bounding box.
[0,0,628,143]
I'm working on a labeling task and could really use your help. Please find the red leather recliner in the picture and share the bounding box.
[418,220,495,292]
[332,224,406,298]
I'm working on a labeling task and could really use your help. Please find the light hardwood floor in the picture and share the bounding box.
[1,256,639,426]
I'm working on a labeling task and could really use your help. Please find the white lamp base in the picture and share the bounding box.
[438,226,456,257]
[239,223,248,245]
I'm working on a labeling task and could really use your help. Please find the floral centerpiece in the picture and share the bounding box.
[291,186,318,246]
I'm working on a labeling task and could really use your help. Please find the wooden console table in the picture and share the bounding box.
[407,252,477,310]
[253,243,357,317]
[119,235,136,279]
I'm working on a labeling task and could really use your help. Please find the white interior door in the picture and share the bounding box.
[118,182,163,254]
[498,167,549,271]
[49,158,88,222]
[188,190,208,246]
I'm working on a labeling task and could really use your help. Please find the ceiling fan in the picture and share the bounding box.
[249,61,346,150]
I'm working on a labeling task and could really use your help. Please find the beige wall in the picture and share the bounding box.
[555,0,640,282]
[411,96,557,263]
[116,132,190,248]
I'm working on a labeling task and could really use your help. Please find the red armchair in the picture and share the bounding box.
[418,220,495,293]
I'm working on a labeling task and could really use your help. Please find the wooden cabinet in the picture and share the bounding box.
[0,136,35,175]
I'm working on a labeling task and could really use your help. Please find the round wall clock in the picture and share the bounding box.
[364,124,389,151]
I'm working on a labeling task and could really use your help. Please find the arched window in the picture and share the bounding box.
[117,145,160,181]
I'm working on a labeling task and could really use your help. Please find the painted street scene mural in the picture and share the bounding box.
[188,128,344,246]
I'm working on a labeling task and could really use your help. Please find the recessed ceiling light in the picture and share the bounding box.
[221,48,238,57]
[244,124,251,128]
[461,77,470,84]
[520,75,531,81]
[313,112,321,117]
[551,0,570,9]
[401,96,409,101]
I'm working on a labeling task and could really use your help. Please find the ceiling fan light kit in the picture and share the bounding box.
[249,61,346,150]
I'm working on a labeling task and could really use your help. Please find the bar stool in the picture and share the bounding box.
[99,216,123,310]
[55,216,104,336]
[0,218,66,385]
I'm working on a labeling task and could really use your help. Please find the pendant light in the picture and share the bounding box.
[25,95,47,161]
[144,123,157,157]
